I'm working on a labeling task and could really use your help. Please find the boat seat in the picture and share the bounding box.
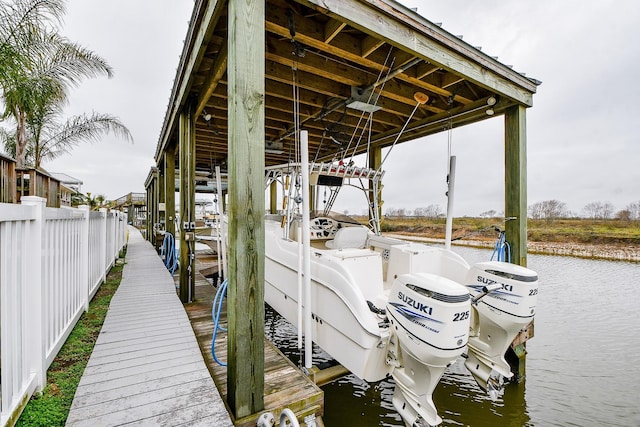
[325,226,369,249]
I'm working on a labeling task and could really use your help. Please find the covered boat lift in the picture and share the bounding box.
[146,0,539,421]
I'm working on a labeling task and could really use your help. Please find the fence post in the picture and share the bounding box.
[112,212,118,262]
[21,196,47,389]
[99,208,107,284]
[111,212,116,262]
[79,205,90,312]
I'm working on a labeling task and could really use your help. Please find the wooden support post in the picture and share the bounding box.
[164,147,176,235]
[147,187,153,242]
[504,105,528,267]
[179,102,196,303]
[146,169,159,246]
[369,146,383,226]
[227,0,265,418]
[158,157,166,229]
[504,104,529,381]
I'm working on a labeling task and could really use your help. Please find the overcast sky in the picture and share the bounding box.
[40,0,640,216]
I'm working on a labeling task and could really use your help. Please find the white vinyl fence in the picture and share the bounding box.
[0,196,126,426]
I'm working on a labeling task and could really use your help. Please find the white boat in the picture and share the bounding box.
[263,161,538,427]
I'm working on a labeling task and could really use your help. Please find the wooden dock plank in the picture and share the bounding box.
[71,361,207,397]
[185,253,324,427]
[70,370,211,409]
[66,228,233,427]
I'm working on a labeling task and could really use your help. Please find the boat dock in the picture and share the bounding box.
[66,230,233,426]
[65,229,324,426]
[183,247,325,427]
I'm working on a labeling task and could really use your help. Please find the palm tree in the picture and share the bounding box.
[1,0,123,169]
[84,192,107,211]
[1,0,66,165]
[1,103,132,168]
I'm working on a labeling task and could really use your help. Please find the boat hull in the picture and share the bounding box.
[265,221,391,381]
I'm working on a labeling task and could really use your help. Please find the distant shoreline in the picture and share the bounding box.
[383,233,640,263]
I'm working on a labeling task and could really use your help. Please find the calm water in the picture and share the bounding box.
[264,247,640,426]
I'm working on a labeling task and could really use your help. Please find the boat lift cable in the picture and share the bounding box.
[272,55,421,149]
[211,278,228,366]
[346,49,395,164]
[377,91,429,171]
[290,62,308,366]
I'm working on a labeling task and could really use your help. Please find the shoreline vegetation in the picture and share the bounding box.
[373,217,640,263]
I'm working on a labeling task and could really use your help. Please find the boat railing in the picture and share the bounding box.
[0,197,127,426]
[265,162,385,187]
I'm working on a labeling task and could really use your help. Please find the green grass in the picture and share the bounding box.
[374,216,640,246]
[16,257,125,427]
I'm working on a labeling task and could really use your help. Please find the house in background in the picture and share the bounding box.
[51,172,84,207]
[0,153,86,208]
[1,152,16,203]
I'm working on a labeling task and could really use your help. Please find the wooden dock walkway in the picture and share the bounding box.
[184,248,325,427]
[66,228,233,427]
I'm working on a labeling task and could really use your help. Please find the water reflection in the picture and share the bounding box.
[265,247,640,426]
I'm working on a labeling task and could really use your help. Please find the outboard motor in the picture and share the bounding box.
[386,273,471,427]
[464,261,538,394]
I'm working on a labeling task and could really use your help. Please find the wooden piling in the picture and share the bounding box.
[227,0,266,418]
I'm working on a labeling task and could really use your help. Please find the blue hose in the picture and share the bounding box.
[211,279,228,366]
[491,231,511,262]
[161,233,179,274]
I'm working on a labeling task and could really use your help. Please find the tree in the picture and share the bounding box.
[1,0,64,163]
[615,209,631,221]
[84,192,107,211]
[479,209,497,218]
[528,200,567,222]
[1,0,120,168]
[582,201,614,219]
[414,204,442,218]
[625,201,640,220]
[1,108,132,168]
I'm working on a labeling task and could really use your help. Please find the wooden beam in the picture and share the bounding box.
[415,62,439,79]
[504,105,528,267]
[227,0,265,419]
[296,0,535,106]
[361,35,385,58]
[155,0,226,162]
[195,43,228,118]
[441,72,465,89]
[264,62,409,124]
[265,5,473,105]
[324,18,346,43]
[370,97,497,148]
